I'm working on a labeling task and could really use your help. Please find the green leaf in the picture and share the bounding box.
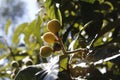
[14,51,28,60]
[0,63,10,72]
[93,19,120,46]
[106,61,114,70]
[0,53,10,60]
[68,35,79,50]
[97,19,120,39]
[23,20,36,45]
[93,37,104,47]
[12,23,28,45]
[0,43,7,49]
[81,0,95,4]
[45,0,62,23]
[5,19,11,35]
[59,55,69,72]
[33,16,42,46]
[56,7,62,24]
[27,42,38,55]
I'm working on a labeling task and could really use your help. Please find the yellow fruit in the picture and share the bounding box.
[42,32,58,43]
[40,46,53,58]
[47,19,61,34]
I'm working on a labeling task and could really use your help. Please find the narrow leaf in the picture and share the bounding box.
[5,19,11,35]
[81,0,95,4]
[33,16,42,45]
[12,23,28,45]
[45,0,62,22]
[59,55,69,72]
[23,20,36,45]
[0,53,10,60]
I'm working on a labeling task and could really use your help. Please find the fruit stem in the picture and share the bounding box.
[58,38,67,54]
[66,48,88,54]
[58,37,88,55]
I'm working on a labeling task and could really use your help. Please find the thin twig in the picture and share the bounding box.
[58,37,88,55]
[66,48,88,54]
[8,47,16,60]
[87,34,98,49]
[58,38,67,54]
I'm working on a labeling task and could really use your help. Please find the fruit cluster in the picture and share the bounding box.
[40,19,61,58]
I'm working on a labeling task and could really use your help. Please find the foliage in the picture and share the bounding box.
[0,0,120,80]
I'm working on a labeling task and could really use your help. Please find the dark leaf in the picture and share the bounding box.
[15,65,42,80]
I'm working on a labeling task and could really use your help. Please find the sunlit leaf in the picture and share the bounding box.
[0,63,10,72]
[33,16,42,46]
[81,0,95,4]
[23,20,36,44]
[97,19,120,40]
[12,23,28,45]
[100,2,113,14]
[0,43,7,49]
[106,61,114,70]
[0,53,10,60]
[45,0,62,23]
[5,19,11,35]
[59,55,69,72]
[27,42,37,55]
[57,9,62,24]
[68,35,79,50]
[93,37,104,47]
[14,51,28,60]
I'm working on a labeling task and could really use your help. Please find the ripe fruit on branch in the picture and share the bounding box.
[42,32,58,43]
[40,46,53,58]
[47,19,61,34]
